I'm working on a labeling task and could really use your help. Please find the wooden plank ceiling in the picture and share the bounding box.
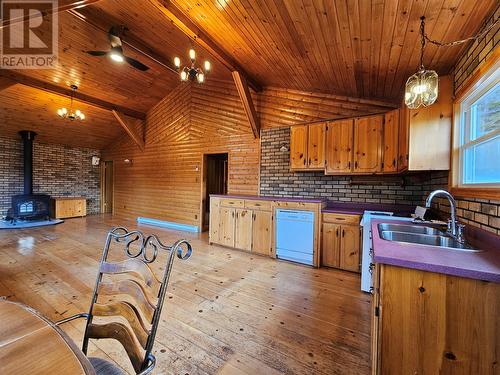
[0,0,497,148]
[0,84,123,149]
[170,0,497,99]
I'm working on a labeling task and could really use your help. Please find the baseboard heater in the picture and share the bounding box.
[136,217,199,232]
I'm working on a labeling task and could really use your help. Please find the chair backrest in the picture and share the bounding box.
[81,227,192,373]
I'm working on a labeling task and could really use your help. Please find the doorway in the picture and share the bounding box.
[201,153,228,231]
[100,160,114,214]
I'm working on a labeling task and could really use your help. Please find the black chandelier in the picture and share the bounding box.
[174,48,210,83]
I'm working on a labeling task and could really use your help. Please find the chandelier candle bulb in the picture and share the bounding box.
[197,72,205,83]
[189,49,196,60]
[204,61,211,71]
[174,57,180,68]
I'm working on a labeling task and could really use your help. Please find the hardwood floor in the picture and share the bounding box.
[0,215,371,374]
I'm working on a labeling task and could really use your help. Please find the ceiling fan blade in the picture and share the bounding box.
[124,56,150,71]
[86,50,108,56]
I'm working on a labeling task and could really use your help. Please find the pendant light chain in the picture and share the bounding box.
[419,16,426,70]
[424,16,499,47]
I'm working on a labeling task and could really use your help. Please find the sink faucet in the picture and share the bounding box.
[425,189,459,238]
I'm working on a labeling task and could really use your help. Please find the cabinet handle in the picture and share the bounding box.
[253,213,256,221]
[348,161,351,169]
[354,161,358,169]
[392,158,396,167]
[342,229,345,237]
[232,211,235,218]
[336,228,339,237]
[303,158,306,165]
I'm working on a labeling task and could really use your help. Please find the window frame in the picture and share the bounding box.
[450,53,500,200]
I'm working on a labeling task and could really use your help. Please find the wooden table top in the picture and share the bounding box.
[0,300,95,375]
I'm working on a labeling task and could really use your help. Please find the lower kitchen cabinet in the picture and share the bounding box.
[321,213,361,272]
[252,210,272,256]
[234,209,252,251]
[219,207,236,247]
[209,197,273,256]
[371,264,499,374]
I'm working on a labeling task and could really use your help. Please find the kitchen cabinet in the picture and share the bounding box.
[307,123,326,169]
[209,197,221,243]
[234,209,252,251]
[252,210,272,256]
[209,196,324,266]
[325,119,353,174]
[51,197,86,219]
[371,264,499,374]
[382,109,399,173]
[398,75,452,171]
[321,213,361,272]
[290,125,308,169]
[219,207,236,247]
[353,115,383,173]
[290,123,325,171]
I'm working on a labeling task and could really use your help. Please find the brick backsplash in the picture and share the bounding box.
[259,128,500,234]
[260,127,446,205]
[0,136,101,216]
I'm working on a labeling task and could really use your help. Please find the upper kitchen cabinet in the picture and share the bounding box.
[290,123,325,171]
[290,125,308,169]
[382,109,400,173]
[399,75,453,171]
[353,115,383,174]
[325,119,354,174]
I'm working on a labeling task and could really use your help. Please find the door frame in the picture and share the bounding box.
[199,152,229,232]
[100,160,114,214]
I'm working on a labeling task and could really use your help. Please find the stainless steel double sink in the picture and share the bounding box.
[378,223,480,252]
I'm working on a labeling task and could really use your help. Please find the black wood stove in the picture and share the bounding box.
[9,131,50,223]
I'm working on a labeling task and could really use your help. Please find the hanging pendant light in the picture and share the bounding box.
[57,85,85,121]
[404,16,438,109]
[174,47,210,84]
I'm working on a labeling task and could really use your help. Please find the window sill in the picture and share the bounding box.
[449,187,500,200]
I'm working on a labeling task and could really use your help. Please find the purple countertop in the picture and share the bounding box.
[210,194,326,203]
[323,202,415,215]
[372,219,500,283]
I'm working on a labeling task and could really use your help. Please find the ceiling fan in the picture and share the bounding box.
[86,26,150,71]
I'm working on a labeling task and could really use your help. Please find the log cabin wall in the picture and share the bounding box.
[102,81,259,227]
[0,136,101,215]
[101,79,391,228]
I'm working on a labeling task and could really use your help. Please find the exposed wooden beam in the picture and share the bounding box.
[148,0,262,92]
[0,70,146,120]
[0,77,16,92]
[232,71,260,138]
[112,110,145,151]
[0,0,101,29]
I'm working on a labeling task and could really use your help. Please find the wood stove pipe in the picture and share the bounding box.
[19,130,37,195]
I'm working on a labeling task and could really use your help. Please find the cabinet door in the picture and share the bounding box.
[219,207,236,247]
[307,123,325,170]
[398,105,409,171]
[321,223,340,267]
[209,198,221,244]
[383,109,399,173]
[235,209,253,251]
[339,224,361,272]
[252,210,272,256]
[290,125,308,170]
[325,119,353,174]
[353,115,383,173]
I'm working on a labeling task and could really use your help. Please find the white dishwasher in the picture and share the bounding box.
[275,209,315,265]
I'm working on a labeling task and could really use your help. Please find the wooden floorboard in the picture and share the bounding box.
[0,214,371,374]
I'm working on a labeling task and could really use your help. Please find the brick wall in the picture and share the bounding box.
[0,136,101,216]
[447,4,500,234]
[454,5,499,94]
[260,127,447,206]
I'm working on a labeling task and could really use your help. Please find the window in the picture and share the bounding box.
[452,57,500,198]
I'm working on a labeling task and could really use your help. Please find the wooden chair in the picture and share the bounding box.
[56,227,192,374]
